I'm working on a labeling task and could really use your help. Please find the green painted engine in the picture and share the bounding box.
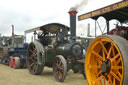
[26,23,85,82]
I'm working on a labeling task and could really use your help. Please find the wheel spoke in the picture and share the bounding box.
[56,60,59,67]
[33,64,36,72]
[102,49,106,61]
[56,71,60,78]
[111,66,122,70]
[116,71,122,78]
[29,49,34,54]
[59,64,64,72]
[56,60,62,68]
[30,63,34,67]
[113,77,116,85]
[96,58,102,64]
[116,58,121,65]
[111,53,120,62]
[94,75,104,84]
[107,46,112,58]
[58,71,62,80]
[56,63,59,67]
[99,41,108,55]
[97,70,102,77]
[111,44,115,57]
[33,52,37,57]
[59,60,62,66]
[34,49,37,56]
[91,50,103,60]
[31,44,35,50]
[106,80,109,85]
[110,71,121,82]
[29,48,37,57]
[60,67,64,72]
[103,76,106,85]
[107,75,112,85]
[35,64,38,72]
[56,59,59,65]
[29,55,33,60]
[33,63,38,72]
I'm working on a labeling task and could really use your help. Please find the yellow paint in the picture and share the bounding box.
[113,1,128,10]
[92,10,101,16]
[85,36,124,85]
[79,13,91,20]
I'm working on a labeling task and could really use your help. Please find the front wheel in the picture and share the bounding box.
[53,55,67,82]
[85,35,128,85]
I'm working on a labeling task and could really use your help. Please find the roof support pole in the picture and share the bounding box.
[24,33,26,43]
[95,20,97,37]
[106,21,110,34]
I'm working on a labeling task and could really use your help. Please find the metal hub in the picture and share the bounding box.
[101,59,111,75]
[101,62,107,72]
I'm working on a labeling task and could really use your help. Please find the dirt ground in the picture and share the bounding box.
[0,64,88,85]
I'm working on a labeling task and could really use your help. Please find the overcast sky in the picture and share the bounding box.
[0,0,122,42]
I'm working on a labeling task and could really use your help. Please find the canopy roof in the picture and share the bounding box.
[25,23,69,34]
[78,0,128,23]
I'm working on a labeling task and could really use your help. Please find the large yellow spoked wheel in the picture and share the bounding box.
[85,35,128,85]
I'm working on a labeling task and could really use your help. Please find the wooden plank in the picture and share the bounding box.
[0,47,8,58]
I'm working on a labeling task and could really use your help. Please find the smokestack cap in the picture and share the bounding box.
[69,7,77,12]
[69,7,77,16]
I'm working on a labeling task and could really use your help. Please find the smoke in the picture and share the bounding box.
[74,0,88,11]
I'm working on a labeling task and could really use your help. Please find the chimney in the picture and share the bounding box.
[11,25,15,47]
[12,25,14,36]
[69,7,77,37]
[87,23,90,37]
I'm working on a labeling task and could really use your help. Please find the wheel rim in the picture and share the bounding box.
[13,58,15,68]
[27,43,38,73]
[86,36,123,85]
[53,56,65,82]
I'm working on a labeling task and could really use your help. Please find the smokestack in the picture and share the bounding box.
[69,7,77,37]
[11,25,15,47]
[87,23,90,37]
[12,25,14,36]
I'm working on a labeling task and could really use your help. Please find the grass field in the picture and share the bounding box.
[0,64,88,85]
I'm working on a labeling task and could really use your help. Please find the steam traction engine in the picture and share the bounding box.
[0,25,28,69]
[26,23,84,82]
[78,0,128,85]
[26,8,85,82]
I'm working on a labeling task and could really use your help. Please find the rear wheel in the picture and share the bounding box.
[53,55,67,82]
[85,35,128,85]
[27,41,45,75]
